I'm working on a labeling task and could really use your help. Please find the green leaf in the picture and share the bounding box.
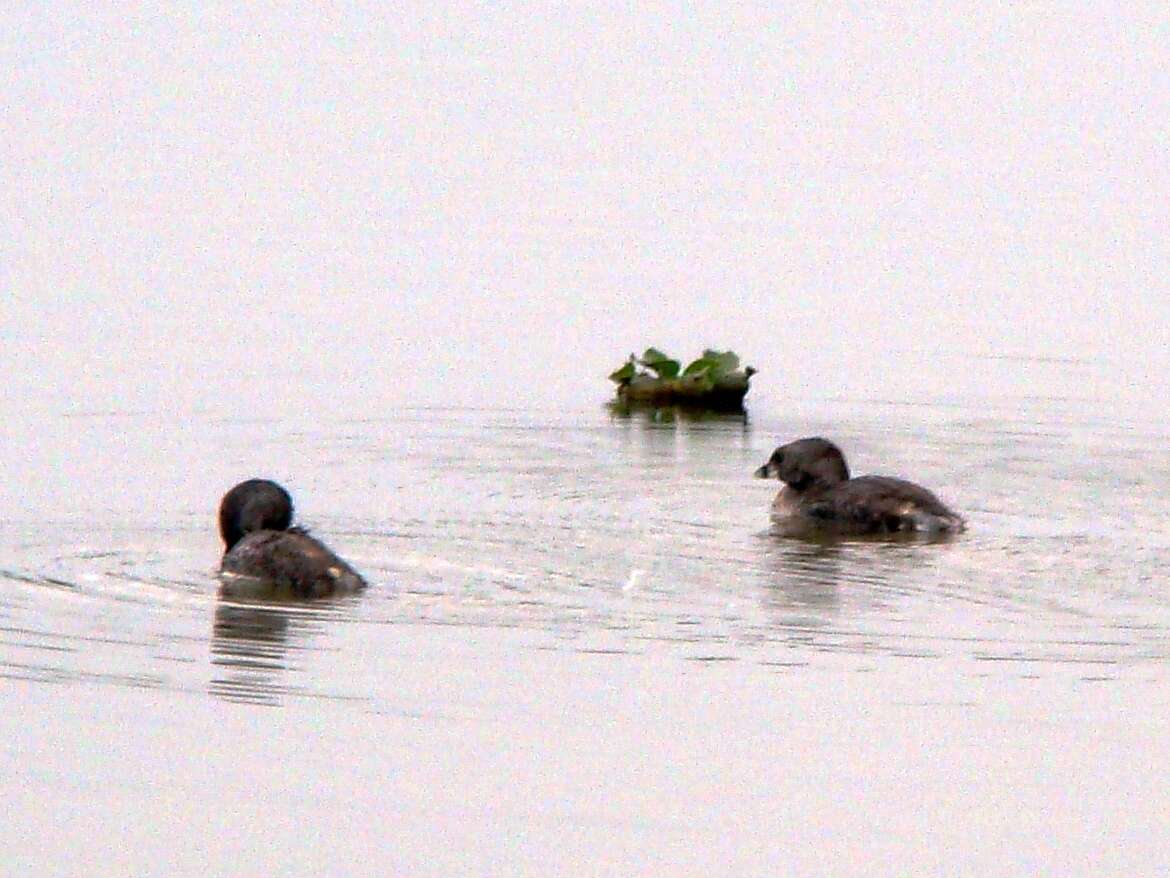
[639,348,680,379]
[683,356,718,376]
[650,359,680,379]
[641,347,669,363]
[608,360,636,383]
[701,349,740,375]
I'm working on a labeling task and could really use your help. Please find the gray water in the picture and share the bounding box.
[3,379,1169,874]
[5,4,1170,875]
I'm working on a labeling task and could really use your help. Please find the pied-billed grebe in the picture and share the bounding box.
[754,437,964,537]
[218,479,367,598]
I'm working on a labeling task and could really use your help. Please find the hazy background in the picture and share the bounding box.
[4,3,1168,420]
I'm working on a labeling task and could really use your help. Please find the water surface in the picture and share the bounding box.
[2,377,1168,873]
[5,3,1170,873]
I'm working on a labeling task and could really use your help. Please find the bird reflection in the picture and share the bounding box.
[760,538,845,614]
[759,529,959,641]
[208,600,330,707]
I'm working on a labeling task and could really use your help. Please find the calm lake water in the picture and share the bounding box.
[2,361,1168,874]
[6,4,1170,874]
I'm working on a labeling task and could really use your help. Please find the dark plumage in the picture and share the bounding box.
[218,479,367,598]
[754,437,964,537]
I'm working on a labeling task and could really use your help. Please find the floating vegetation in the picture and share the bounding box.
[607,348,756,410]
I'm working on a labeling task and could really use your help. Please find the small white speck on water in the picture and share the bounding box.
[623,569,644,593]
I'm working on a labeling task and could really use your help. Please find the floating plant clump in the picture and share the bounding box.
[608,348,756,410]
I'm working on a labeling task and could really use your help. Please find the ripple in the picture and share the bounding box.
[3,403,1170,710]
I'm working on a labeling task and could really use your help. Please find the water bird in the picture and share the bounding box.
[218,479,367,598]
[754,437,964,537]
